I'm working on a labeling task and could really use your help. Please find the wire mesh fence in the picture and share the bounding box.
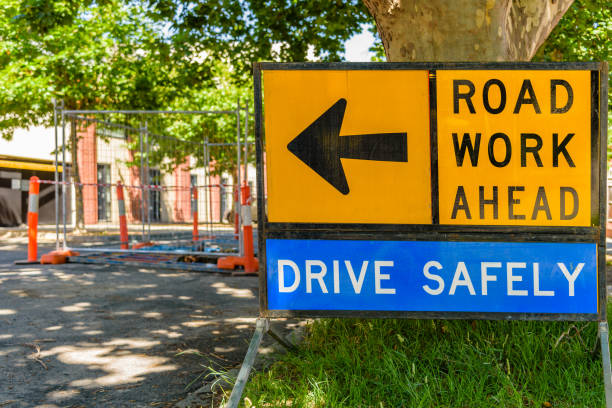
[50,102,257,257]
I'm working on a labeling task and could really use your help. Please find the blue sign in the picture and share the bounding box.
[266,239,597,314]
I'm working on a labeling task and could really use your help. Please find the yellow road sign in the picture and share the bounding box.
[261,67,596,227]
[263,70,432,224]
[436,70,592,226]
[255,62,607,326]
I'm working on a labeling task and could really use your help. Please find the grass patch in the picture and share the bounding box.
[241,309,611,407]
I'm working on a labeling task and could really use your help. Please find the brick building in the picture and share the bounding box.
[0,122,254,227]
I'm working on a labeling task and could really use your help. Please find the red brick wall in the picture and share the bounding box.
[173,158,191,222]
[127,148,142,222]
[77,122,97,225]
[210,173,221,223]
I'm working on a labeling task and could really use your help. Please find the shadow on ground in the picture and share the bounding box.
[0,244,296,408]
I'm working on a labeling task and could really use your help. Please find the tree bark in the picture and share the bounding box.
[363,0,574,61]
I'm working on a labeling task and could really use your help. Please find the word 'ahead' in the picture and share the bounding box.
[287,98,408,195]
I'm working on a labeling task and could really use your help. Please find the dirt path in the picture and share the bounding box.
[0,244,295,407]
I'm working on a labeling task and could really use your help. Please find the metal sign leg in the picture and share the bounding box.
[225,318,269,408]
[600,322,612,407]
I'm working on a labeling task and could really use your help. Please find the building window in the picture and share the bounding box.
[97,164,111,221]
[220,177,228,223]
[190,174,198,214]
[149,169,161,222]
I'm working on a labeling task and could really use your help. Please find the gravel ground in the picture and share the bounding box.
[0,241,298,408]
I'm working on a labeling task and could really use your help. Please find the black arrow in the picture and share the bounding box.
[287,98,407,195]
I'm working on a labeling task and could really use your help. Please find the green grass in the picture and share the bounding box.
[238,308,611,407]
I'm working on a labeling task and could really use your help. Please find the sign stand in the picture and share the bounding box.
[600,322,612,406]
[225,318,296,408]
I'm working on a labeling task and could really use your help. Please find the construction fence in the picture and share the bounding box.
[44,102,257,260]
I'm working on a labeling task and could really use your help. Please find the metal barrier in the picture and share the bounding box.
[40,102,259,270]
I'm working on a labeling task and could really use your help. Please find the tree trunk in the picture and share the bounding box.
[70,118,84,231]
[363,0,574,61]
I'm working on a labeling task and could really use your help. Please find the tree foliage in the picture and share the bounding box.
[118,61,254,176]
[167,62,253,175]
[533,0,611,153]
[0,0,213,228]
[0,0,209,139]
[534,0,611,106]
[534,0,610,64]
[148,0,371,79]
[0,0,372,172]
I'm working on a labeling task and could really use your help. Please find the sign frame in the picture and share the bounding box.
[253,61,608,322]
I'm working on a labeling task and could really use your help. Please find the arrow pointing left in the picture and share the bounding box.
[287,98,408,195]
